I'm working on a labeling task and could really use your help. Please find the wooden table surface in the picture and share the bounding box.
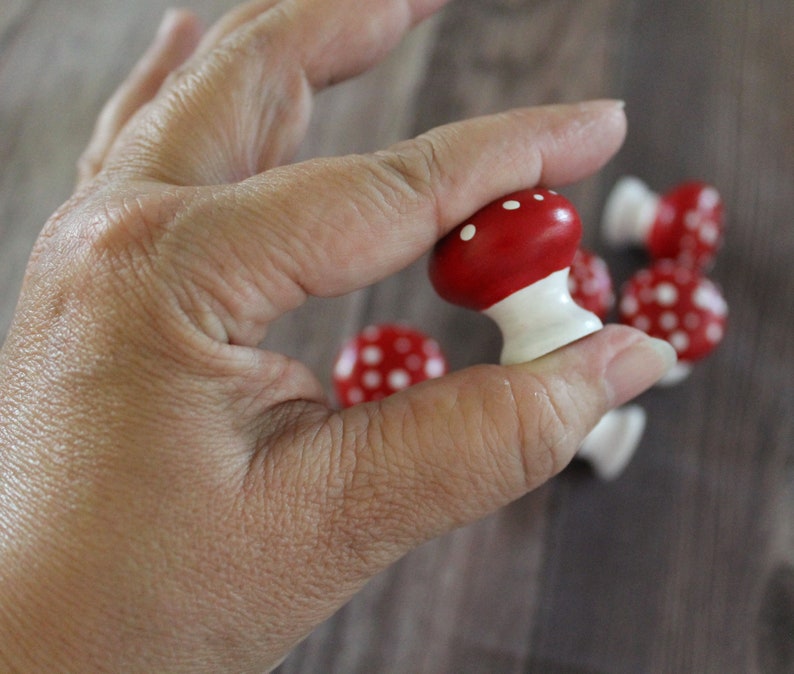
[2,1,792,672]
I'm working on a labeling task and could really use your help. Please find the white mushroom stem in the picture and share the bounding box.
[602,176,660,247]
[577,405,647,480]
[484,268,603,364]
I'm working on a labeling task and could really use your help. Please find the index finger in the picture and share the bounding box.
[182,101,627,345]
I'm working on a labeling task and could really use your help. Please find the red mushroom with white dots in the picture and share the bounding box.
[429,188,647,480]
[602,177,724,269]
[333,324,448,407]
[429,188,602,364]
[568,248,615,321]
[619,260,728,385]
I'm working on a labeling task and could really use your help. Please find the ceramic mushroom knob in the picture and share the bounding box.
[602,177,724,269]
[577,405,647,480]
[568,248,615,321]
[429,188,602,365]
[619,260,728,385]
[333,324,448,407]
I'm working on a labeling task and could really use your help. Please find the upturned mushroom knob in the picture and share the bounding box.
[333,324,448,407]
[577,405,647,480]
[619,260,728,385]
[602,177,724,269]
[429,188,602,365]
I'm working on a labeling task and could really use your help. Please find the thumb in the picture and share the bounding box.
[323,326,675,567]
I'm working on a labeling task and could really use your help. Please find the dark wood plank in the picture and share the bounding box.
[528,2,794,672]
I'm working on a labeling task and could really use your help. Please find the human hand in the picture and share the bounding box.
[0,1,675,671]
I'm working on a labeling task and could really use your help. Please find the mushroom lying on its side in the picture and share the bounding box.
[602,177,724,270]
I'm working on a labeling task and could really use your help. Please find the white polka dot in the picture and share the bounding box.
[362,325,380,340]
[660,311,679,331]
[693,284,727,315]
[699,222,720,245]
[394,337,412,353]
[657,259,677,273]
[674,267,693,284]
[502,200,521,210]
[699,187,721,209]
[362,370,382,389]
[681,234,697,249]
[347,388,364,404]
[424,357,446,378]
[669,331,690,353]
[460,224,476,241]
[583,279,601,295]
[533,193,545,201]
[334,349,356,379]
[640,287,655,304]
[633,315,651,332]
[655,282,679,306]
[423,339,440,355]
[678,250,696,267]
[387,369,411,390]
[620,295,639,316]
[361,345,383,366]
[684,210,701,230]
[406,354,423,371]
[685,312,701,330]
[706,323,724,343]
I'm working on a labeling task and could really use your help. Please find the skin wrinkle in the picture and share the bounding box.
[174,186,296,343]
[375,135,447,235]
[333,407,417,559]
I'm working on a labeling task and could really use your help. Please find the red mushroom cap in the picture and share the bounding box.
[333,324,448,407]
[648,181,724,269]
[619,260,727,363]
[568,248,615,321]
[428,188,582,311]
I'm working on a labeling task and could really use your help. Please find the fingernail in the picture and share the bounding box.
[576,98,626,112]
[605,337,677,407]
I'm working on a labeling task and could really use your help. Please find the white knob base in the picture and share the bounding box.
[655,361,693,386]
[484,268,603,365]
[602,176,660,248]
[577,405,647,480]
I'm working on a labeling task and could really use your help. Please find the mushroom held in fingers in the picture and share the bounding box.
[568,248,615,321]
[429,188,602,365]
[602,177,724,269]
[333,324,448,407]
[429,189,645,479]
[619,260,728,385]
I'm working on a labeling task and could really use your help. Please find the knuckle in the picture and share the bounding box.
[370,131,451,224]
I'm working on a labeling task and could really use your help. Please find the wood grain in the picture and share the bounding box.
[1,1,792,672]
